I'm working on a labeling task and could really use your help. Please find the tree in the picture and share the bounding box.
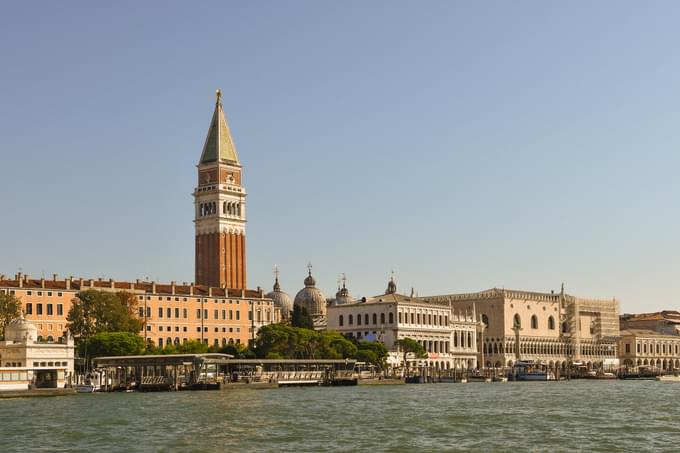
[355,340,389,370]
[291,305,313,329]
[253,324,357,360]
[397,338,428,372]
[0,293,22,339]
[85,332,145,358]
[219,342,255,359]
[67,290,142,341]
[66,289,142,357]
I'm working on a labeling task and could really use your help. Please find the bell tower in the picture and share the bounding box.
[194,89,247,289]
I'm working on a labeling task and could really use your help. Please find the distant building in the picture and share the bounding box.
[327,276,478,370]
[424,286,620,371]
[620,311,680,336]
[0,314,74,390]
[619,329,680,371]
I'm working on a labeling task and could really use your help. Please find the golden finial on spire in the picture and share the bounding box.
[216,88,222,105]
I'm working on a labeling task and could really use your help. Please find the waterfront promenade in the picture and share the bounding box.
[1,381,677,452]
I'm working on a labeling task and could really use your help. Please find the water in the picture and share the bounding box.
[1,381,679,452]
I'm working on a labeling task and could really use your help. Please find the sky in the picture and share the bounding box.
[1,1,679,313]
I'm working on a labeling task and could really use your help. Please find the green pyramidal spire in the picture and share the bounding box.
[199,89,240,165]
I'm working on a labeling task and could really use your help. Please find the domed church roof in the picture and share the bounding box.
[4,312,38,343]
[333,274,353,306]
[294,265,327,318]
[265,272,293,321]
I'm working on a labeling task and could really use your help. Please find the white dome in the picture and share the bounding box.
[4,314,38,343]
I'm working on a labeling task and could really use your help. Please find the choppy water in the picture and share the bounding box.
[1,381,679,452]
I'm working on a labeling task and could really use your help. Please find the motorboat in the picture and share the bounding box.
[656,375,680,382]
[584,370,617,380]
[75,371,102,393]
[512,360,555,381]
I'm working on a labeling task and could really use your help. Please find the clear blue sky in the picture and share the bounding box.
[1,1,678,312]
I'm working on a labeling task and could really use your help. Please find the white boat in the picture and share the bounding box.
[76,372,102,393]
[656,375,680,382]
[513,360,555,381]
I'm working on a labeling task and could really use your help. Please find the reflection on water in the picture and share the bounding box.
[1,381,679,452]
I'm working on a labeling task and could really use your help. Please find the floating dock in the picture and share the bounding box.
[92,354,357,391]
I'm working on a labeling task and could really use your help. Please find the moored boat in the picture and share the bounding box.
[656,375,680,382]
[512,360,555,381]
[75,371,102,393]
[584,371,617,380]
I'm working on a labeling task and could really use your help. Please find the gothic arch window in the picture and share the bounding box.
[389,313,394,324]
[468,332,472,347]
[339,315,344,326]
[223,202,227,214]
[357,314,362,326]
[481,314,489,328]
[380,313,386,324]
[531,315,538,329]
[348,314,353,325]
[562,321,568,333]
[548,316,555,330]
[365,314,370,325]
[513,314,522,328]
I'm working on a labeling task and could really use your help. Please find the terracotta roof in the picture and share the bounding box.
[0,276,264,299]
[620,329,680,339]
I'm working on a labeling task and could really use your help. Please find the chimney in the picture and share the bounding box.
[109,278,115,289]
[79,278,84,287]
[189,284,194,296]
[65,277,71,290]
[17,272,23,288]
[171,281,176,294]
[40,278,45,289]
[136,278,141,285]
[89,279,95,287]
[151,281,156,293]
[208,287,213,297]
[52,273,58,281]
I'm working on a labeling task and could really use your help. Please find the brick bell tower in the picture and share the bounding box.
[194,89,247,289]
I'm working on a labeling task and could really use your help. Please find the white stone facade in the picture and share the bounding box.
[327,291,478,370]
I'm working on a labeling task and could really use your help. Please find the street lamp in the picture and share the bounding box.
[200,299,204,344]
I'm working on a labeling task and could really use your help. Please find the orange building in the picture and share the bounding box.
[0,274,276,348]
[1,90,278,347]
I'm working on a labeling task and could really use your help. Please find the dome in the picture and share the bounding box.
[334,281,353,305]
[304,273,316,287]
[294,269,327,317]
[265,277,293,321]
[4,313,38,343]
[386,276,397,294]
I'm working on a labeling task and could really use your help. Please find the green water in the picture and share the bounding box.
[1,381,678,452]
